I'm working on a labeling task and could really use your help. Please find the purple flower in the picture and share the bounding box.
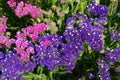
[0,52,4,59]
[86,1,109,16]
[65,12,108,51]
[66,16,76,29]
[97,59,111,80]
[61,43,81,72]
[104,48,120,64]
[80,22,104,51]
[88,73,95,79]
[110,28,120,41]
[0,50,36,79]
[34,34,62,70]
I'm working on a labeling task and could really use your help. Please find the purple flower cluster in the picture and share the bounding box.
[66,13,108,51]
[0,51,36,80]
[86,1,109,16]
[104,48,120,64]
[65,0,109,51]
[34,34,62,70]
[33,33,81,72]
[110,29,120,41]
[97,59,111,80]
[0,0,113,79]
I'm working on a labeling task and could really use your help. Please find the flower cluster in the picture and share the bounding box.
[7,0,17,8]
[1,0,119,80]
[110,29,120,41]
[33,34,62,70]
[0,16,15,48]
[97,59,111,80]
[15,1,41,18]
[7,1,41,18]
[33,33,82,72]
[104,48,120,64]
[66,13,108,51]
[15,38,34,61]
[0,35,15,48]
[0,16,7,35]
[0,51,36,80]
[16,23,47,41]
[86,1,109,16]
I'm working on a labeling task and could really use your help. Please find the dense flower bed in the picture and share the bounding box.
[0,0,120,80]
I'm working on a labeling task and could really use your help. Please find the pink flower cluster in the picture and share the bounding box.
[4,1,46,61]
[0,16,47,61]
[16,23,48,41]
[0,16,7,35]
[15,23,47,61]
[0,16,15,48]
[14,1,40,18]
[15,38,34,61]
[0,35,15,48]
[7,0,17,8]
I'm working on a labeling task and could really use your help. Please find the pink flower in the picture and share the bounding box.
[21,41,28,48]
[0,16,8,34]
[0,35,14,48]
[20,3,31,16]
[15,1,24,17]
[15,38,34,61]
[18,49,29,61]
[7,0,17,8]
[26,47,34,54]
[33,23,47,34]
[29,6,40,18]
[40,40,52,47]
[14,1,41,18]
[16,31,27,39]
[15,38,23,47]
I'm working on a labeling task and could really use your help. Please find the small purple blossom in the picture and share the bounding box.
[110,29,120,41]
[86,1,109,16]
[104,48,120,64]
[88,73,95,79]
[97,59,111,80]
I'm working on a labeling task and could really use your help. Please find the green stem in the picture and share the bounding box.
[49,71,53,80]
[40,66,43,74]
[108,17,112,31]
[7,27,19,30]
[70,0,74,12]
[73,3,80,13]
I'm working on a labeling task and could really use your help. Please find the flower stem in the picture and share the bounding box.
[49,71,53,80]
